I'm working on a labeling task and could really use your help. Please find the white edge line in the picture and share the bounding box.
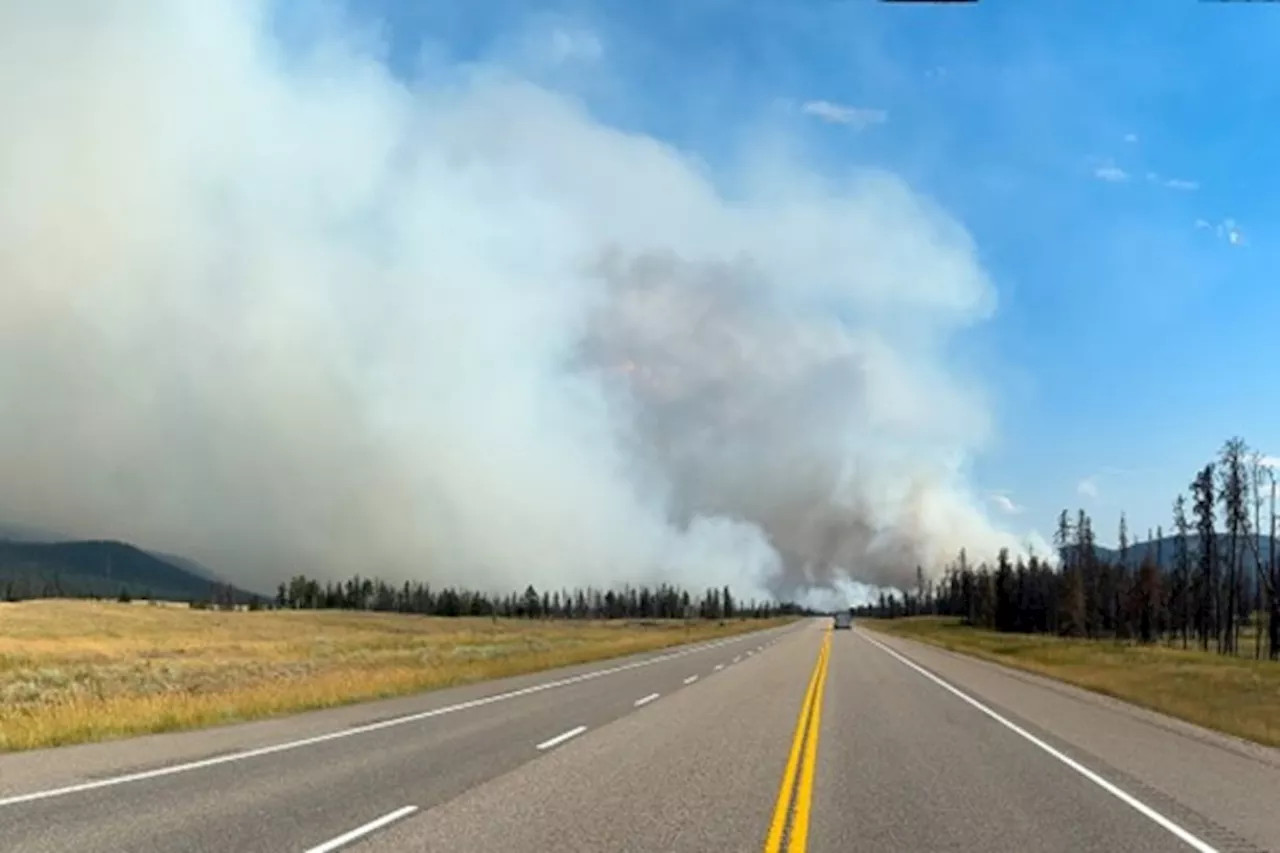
[536,725,587,751]
[303,805,418,853]
[0,628,783,808]
[857,631,1219,853]
[634,692,660,707]
[733,656,741,663]
[683,675,699,684]
[714,664,724,671]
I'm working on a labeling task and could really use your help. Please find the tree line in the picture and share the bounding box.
[12,572,807,622]
[857,436,1280,660]
[0,542,810,621]
[269,574,807,621]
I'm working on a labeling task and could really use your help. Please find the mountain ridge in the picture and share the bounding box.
[1070,533,1278,571]
[0,538,261,603]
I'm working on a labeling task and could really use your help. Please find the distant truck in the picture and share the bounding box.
[833,611,853,630]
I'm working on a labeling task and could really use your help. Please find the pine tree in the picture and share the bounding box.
[1191,463,1218,652]
[1220,438,1250,655]
[1172,494,1192,648]
[1115,512,1130,639]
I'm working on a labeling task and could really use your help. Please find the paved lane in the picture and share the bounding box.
[852,628,1280,853]
[811,628,1185,852]
[352,619,823,852]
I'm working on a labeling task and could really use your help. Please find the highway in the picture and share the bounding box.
[2,620,1279,853]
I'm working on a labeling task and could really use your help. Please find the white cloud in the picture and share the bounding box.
[1094,164,1129,183]
[501,21,605,70]
[989,494,1023,515]
[0,3,1034,601]
[1147,172,1198,191]
[1197,217,1246,246]
[1077,477,1100,500]
[800,100,887,128]
[545,27,604,64]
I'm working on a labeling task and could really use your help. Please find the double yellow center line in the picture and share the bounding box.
[763,628,832,853]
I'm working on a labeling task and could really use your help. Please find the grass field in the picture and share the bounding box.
[0,600,792,752]
[863,617,1280,748]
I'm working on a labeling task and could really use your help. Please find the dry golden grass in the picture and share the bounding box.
[0,599,793,752]
[864,617,1280,748]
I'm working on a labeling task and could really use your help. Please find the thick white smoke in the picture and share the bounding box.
[0,1,1046,601]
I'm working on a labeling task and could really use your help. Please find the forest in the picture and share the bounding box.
[266,574,809,621]
[857,436,1280,661]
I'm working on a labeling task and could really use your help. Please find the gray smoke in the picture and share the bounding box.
[0,2,1046,602]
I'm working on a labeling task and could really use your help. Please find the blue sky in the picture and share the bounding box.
[316,0,1280,547]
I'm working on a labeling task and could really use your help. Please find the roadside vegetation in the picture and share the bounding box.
[0,598,795,752]
[852,433,1280,748]
[861,437,1280,656]
[863,616,1280,748]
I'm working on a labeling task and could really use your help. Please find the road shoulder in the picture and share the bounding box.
[859,626,1280,852]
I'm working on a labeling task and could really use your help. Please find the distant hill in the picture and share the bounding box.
[1072,534,1278,572]
[0,539,260,603]
[143,549,224,584]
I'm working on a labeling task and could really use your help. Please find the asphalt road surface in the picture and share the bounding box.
[3,619,1280,853]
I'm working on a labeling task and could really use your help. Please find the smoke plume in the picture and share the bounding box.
[0,2,1044,602]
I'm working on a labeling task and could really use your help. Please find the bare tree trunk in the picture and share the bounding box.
[1253,455,1265,659]
[1173,495,1191,650]
[1220,438,1251,657]
[1264,473,1274,660]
